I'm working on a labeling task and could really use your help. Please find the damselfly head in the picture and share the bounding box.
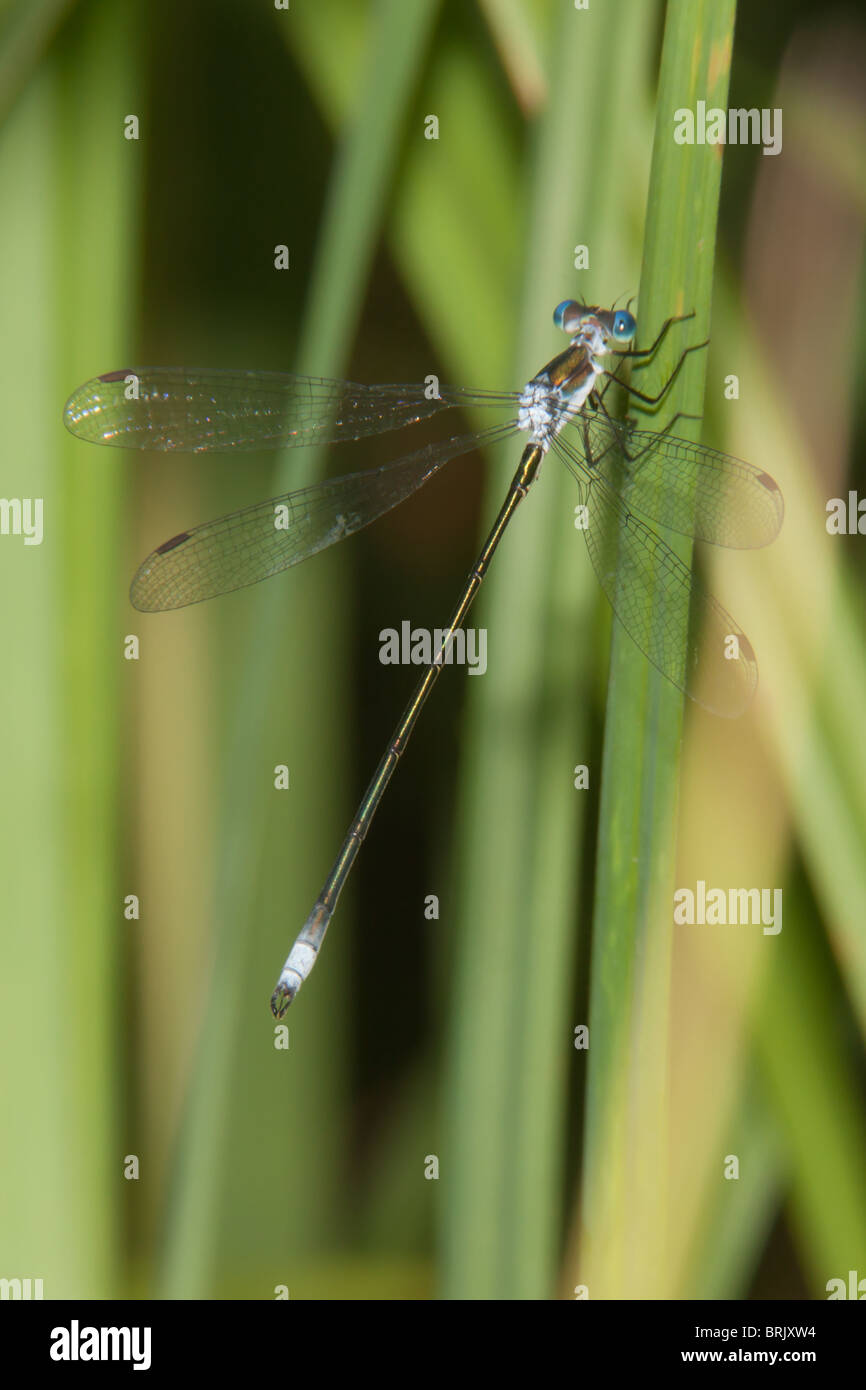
[553,300,636,346]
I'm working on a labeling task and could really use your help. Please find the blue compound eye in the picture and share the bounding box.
[556,300,594,334]
[612,310,636,341]
[553,300,583,333]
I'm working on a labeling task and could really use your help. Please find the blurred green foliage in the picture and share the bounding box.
[0,0,864,1301]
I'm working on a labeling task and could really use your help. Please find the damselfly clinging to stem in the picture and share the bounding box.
[64,301,783,1014]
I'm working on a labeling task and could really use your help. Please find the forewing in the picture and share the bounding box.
[64,367,513,453]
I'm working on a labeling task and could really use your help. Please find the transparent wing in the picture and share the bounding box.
[554,439,757,717]
[64,367,515,453]
[131,422,515,611]
[562,412,783,549]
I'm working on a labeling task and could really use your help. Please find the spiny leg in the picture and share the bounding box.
[594,329,702,408]
[601,337,709,410]
[587,388,702,471]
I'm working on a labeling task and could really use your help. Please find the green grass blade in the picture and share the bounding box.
[683,1082,784,1299]
[712,281,866,1042]
[440,0,657,1301]
[579,0,737,1299]
[0,0,136,1298]
[755,896,866,1293]
[0,0,74,128]
[157,0,439,1298]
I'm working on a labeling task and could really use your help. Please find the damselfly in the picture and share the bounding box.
[64,301,783,1013]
